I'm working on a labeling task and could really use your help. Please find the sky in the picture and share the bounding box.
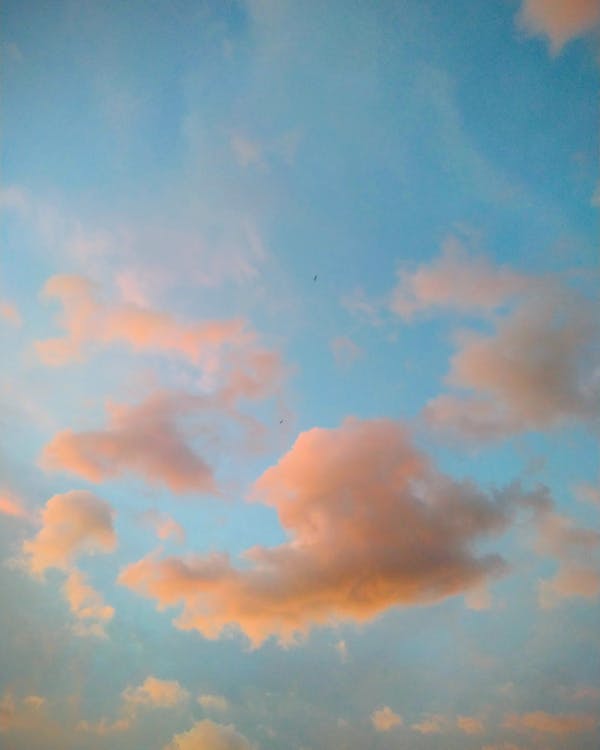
[0,1,599,749]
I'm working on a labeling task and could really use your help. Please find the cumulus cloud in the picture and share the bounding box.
[120,418,526,647]
[41,392,217,495]
[198,694,229,712]
[426,286,600,440]
[35,273,248,368]
[79,676,189,735]
[122,676,189,709]
[141,509,186,544]
[411,714,447,734]
[164,720,256,750]
[0,300,21,326]
[330,336,364,367]
[503,710,598,735]
[371,706,402,731]
[535,512,600,608]
[22,490,116,575]
[390,238,529,319]
[456,715,485,734]
[0,491,32,522]
[516,0,600,53]
[63,569,115,638]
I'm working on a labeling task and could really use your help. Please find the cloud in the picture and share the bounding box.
[120,417,520,647]
[231,134,263,168]
[79,676,189,735]
[426,286,600,440]
[330,336,364,367]
[141,509,186,544]
[535,512,600,607]
[0,491,32,522]
[390,238,529,320]
[22,490,116,575]
[0,300,21,326]
[504,710,598,734]
[63,568,115,638]
[411,714,447,734]
[41,392,217,495]
[456,715,485,734]
[516,0,600,53]
[574,482,600,507]
[371,706,403,731]
[35,274,247,367]
[197,694,229,712]
[164,720,256,750]
[122,676,189,709]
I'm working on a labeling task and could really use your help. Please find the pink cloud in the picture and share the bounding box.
[63,568,115,638]
[390,238,529,320]
[41,392,217,495]
[35,274,247,367]
[371,706,403,731]
[119,418,517,647]
[22,490,116,575]
[516,0,600,53]
[411,714,447,734]
[163,720,256,750]
[504,710,598,735]
[535,512,600,607]
[456,715,485,735]
[330,336,364,367]
[0,491,32,522]
[0,300,21,326]
[122,676,189,709]
[426,288,599,440]
[141,509,186,544]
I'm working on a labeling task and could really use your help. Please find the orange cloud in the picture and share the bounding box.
[0,300,21,326]
[390,238,529,319]
[122,676,189,709]
[163,720,256,750]
[0,491,32,522]
[41,391,217,494]
[535,513,600,607]
[23,490,116,575]
[36,273,247,367]
[63,569,115,638]
[197,694,229,712]
[504,710,598,735]
[411,714,447,734]
[141,509,186,544]
[120,418,517,646]
[371,706,403,731]
[426,288,599,440]
[457,715,485,735]
[517,0,600,53]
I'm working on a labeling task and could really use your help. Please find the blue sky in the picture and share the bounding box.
[1,2,599,749]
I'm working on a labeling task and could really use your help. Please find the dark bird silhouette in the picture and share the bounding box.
[279,419,285,424]
[313,274,318,282]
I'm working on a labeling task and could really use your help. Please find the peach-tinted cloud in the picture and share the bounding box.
[197,694,229,712]
[122,676,189,709]
[0,690,48,733]
[517,0,600,53]
[22,490,116,575]
[390,238,529,320]
[0,491,32,522]
[574,482,600,507]
[231,134,263,168]
[426,289,599,440]
[411,714,448,734]
[35,273,248,366]
[330,336,364,367]
[504,710,598,734]
[141,509,186,544]
[0,300,21,326]
[457,715,485,734]
[63,568,115,638]
[78,717,133,735]
[371,706,403,731]
[163,720,256,750]
[535,512,600,607]
[120,418,518,646]
[42,391,217,494]
[563,685,600,701]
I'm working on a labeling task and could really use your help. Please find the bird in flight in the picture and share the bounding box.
[313,274,318,282]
